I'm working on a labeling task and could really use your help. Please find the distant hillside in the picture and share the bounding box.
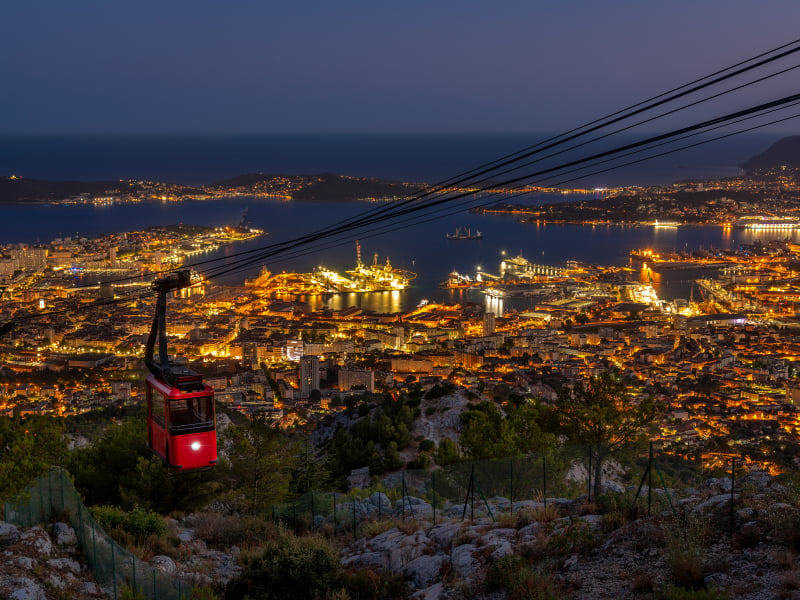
[742,136,800,172]
[0,177,135,204]
[209,172,425,202]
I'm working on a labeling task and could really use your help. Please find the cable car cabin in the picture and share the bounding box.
[146,368,217,471]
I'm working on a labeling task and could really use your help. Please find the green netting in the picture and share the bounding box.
[4,468,187,600]
[269,442,703,534]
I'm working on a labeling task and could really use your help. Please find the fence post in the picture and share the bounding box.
[432,471,436,526]
[132,554,136,595]
[542,455,547,510]
[509,459,513,515]
[59,469,64,515]
[470,464,475,522]
[153,567,157,600]
[401,473,406,521]
[730,457,736,537]
[352,496,357,541]
[588,449,592,502]
[111,540,117,600]
[91,521,97,573]
[332,494,337,533]
[648,442,653,516]
[311,491,315,530]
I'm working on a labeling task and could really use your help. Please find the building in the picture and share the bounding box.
[338,367,375,393]
[483,312,496,335]
[299,355,320,398]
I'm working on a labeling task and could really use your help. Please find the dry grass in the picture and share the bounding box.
[776,550,798,571]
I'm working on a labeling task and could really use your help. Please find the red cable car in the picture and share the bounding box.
[145,271,217,471]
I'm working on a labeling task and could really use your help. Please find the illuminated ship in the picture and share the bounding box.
[343,241,416,291]
[446,226,483,240]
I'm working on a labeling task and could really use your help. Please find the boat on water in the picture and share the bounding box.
[446,226,483,240]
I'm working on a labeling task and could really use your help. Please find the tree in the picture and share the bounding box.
[460,401,555,460]
[557,373,662,498]
[220,414,296,514]
[0,416,66,504]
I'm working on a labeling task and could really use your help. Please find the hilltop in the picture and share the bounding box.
[0,172,424,204]
[742,136,800,172]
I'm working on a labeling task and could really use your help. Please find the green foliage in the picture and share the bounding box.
[68,417,151,506]
[91,504,167,539]
[291,440,331,495]
[433,438,460,466]
[119,584,148,600]
[0,415,66,502]
[219,413,297,515]
[326,395,417,481]
[424,382,456,399]
[336,568,409,599]
[545,520,598,556]
[225,532,340,600]
[406,453,430,470]
[662,515,709,589]
[485,555,559,600]
[557,373,662,497]
[656,586,728,600]
[459,401,555,460]
[418,439,435,453]
[68,416,219,513]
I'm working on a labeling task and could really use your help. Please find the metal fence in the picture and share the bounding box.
[272,442,714,539]
[4,468,189,600]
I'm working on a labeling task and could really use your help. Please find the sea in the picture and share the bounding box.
[0,133,789,314]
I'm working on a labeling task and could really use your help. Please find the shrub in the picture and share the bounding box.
[656,585,728,600]
[92,505,167,539]
[662,515,708,589]
[485,555,559,600]
[337,568,409,600]
[418,439,435,452]
[406,454,431,470]
[192,513,278,548]
[225,532,341,600]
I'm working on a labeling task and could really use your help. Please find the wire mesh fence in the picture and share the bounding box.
[2,443,719,598]
[4,468,189,600]
[270,442,711,538]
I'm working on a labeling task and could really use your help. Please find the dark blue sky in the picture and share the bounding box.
[3,0,800,134]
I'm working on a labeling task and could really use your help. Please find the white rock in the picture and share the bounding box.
[13,556,36,569]
[0,522,21,547]
[152,554,177,574]
[52,522,77,546]
[46,557,81,573]
[411,581,446,600]
[404,554,445,588]
[450,543,479,577]
[20,527,53,557]
[8,577,46,600]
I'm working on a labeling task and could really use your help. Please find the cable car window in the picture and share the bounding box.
[169,395,214,431]
[151,388,166,427]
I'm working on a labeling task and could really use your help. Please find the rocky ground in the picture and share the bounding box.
[340,472,800,599]
[4,471,800,599]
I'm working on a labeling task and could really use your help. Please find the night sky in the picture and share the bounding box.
[3,0,800,135]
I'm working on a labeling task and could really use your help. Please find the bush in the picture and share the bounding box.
[662,515,708,589]
[486,556,559,600]
[225,532,341,600]
[418,439,435,453]
[337,568,409,599]
[656,585,728,600]
[92,505,167,539]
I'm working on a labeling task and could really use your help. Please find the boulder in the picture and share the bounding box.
[0,522,21,547]
[8,577,46,600]
[52,523,77,547]
[450,543,479,578]
[404,554,445,588]
[46,557,81,573]
[152,555,177,574]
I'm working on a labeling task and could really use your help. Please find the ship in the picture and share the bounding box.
[446,226,483,240]
[344,241,416,291]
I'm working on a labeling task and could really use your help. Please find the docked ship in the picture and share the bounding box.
[733,216,800,230]
[343,241,416,291]
[446,226,483,240]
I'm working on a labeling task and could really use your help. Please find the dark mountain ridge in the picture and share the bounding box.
[742,135,800,172]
